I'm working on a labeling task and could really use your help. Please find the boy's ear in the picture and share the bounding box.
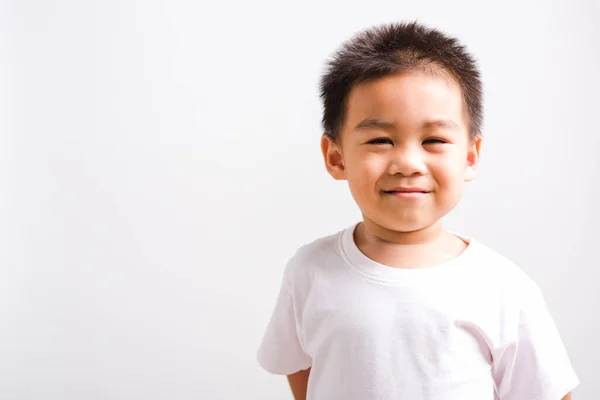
[465,135,482,182]
[321,133,346,180]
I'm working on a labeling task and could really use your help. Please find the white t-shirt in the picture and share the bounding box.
[257,223,579,400]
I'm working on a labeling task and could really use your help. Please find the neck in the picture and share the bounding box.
[360,217,445,246]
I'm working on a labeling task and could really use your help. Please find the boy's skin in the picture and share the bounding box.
[285,71,572,400]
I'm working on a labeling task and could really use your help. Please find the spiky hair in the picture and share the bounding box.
[319,21,483,140]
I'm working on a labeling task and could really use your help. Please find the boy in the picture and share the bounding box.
[257,21,579,400]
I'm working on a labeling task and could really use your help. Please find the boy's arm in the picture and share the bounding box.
[562,393,571,400]
[287,367,311,400]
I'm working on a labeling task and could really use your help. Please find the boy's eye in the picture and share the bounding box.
[366,138,393,145]
[423,138,447,145]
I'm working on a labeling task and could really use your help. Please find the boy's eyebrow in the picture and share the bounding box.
[354,118,460,131]
[424,119,460,130]
[355,119,395,130]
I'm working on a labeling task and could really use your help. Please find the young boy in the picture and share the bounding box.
[257,21,579,400]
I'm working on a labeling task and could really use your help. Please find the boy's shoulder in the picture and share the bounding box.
[466,236,543,298]
[280,226,347,285]
[285,227,344,266]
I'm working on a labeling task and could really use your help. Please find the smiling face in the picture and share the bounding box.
[321,71,481,235]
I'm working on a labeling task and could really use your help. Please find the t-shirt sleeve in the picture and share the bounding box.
[256,259,312,375]
[492,283,579,399]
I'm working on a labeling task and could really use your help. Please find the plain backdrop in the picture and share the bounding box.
[1,0,599,399]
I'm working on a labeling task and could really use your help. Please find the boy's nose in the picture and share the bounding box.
[387,148,427,176]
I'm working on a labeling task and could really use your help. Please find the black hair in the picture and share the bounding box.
[319,21,483,141]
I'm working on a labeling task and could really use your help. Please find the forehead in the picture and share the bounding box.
[344,72,467,132]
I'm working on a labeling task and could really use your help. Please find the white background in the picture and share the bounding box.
[1,0,598,399]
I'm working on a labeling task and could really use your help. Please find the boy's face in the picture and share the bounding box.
[321,72,481,234]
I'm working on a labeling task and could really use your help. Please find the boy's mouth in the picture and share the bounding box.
[383,187,431,198]
[383,187,430,193]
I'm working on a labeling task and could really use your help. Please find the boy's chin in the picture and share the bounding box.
[364,215,442,235]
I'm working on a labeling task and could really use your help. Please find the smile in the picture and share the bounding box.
[383,190,430,199]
